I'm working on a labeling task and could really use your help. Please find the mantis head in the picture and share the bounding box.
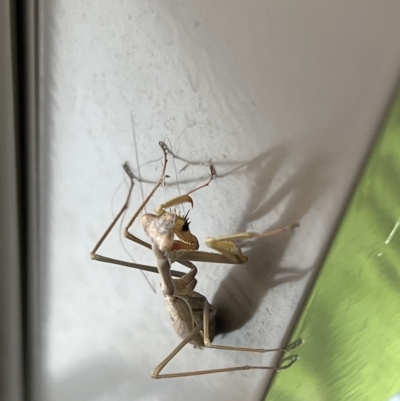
[142,195,199,253]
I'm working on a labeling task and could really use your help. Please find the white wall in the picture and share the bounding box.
[38,1,400,400]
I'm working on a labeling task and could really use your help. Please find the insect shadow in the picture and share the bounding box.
[211,142,329,335]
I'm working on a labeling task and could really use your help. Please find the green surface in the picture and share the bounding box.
[267,92,400,401]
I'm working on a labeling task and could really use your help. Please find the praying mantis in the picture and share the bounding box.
[90,142,303,378]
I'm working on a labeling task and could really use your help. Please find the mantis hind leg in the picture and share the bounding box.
[202,300,302,366]
[151,300,302,379]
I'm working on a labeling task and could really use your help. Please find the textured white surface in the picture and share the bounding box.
[38,1,400,400]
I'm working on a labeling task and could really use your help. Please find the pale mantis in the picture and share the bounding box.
[91,142,303,379]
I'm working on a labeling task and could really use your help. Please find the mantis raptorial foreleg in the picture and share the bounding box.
[166,223,299,266]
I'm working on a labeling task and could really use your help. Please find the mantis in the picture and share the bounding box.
[91,142,303,379]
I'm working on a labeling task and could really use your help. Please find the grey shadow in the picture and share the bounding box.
[212,142,330,335]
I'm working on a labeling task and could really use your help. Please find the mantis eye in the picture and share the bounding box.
[182,220,190,232]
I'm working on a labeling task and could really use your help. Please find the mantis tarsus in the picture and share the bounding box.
[91,141,303,379]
